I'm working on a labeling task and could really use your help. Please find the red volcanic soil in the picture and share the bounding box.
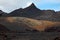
[0,17,60,32]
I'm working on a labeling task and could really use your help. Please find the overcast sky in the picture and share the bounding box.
[0,0,60,13]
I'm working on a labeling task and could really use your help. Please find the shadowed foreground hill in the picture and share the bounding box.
[0,17,60,32]
[45,26,60,32]
[0,24,10,33]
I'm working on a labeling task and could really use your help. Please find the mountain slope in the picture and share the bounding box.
[0,10,4,16]
[0,17,60,32]
[0,10,8,16]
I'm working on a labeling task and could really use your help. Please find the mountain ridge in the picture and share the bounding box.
[0,3,60,21]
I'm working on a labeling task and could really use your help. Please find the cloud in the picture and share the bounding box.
[0,6,4,9]
[0,0,32,13]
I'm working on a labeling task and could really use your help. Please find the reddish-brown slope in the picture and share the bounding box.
[0,17,60,32]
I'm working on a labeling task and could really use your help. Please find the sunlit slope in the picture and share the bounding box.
[0,17,60,31]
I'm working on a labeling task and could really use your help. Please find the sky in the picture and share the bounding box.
[0,0,60,13]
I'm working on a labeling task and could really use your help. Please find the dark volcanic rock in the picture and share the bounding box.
[0,24,10,33]
[0,10,7,16]
[0,10,3,16]
[45,26,60,32]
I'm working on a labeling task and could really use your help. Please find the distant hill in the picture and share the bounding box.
[0,10,7,16]
[0,10,4,16]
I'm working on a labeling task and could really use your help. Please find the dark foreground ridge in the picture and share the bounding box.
[0,32,60,40]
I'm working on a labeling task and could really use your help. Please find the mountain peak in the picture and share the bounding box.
[30,3,36,7]
[25,3,37,9]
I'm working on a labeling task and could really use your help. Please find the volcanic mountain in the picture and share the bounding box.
[0,3,60,21]
[5,3,60,21]
[0,3,60,32]
[7,3,41,18]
